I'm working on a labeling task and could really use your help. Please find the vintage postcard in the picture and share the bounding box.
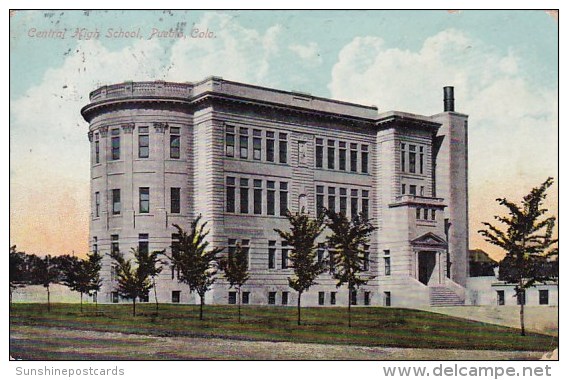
[9,8,558,367]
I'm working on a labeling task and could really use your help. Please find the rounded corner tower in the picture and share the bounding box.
[81,81,195,303]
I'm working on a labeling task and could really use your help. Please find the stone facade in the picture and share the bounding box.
[81,77,469,307]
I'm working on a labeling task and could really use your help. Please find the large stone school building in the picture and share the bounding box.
[81,77,469,307]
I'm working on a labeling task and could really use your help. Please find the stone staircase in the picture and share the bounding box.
[429,286,465,306]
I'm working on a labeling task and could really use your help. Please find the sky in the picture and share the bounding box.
[9,10,558,260]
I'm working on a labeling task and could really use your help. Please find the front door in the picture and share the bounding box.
[418,251,437,285]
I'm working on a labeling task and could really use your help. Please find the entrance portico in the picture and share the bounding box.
[411,233,448,286]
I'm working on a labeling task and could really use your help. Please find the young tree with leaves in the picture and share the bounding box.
[138,249,164,313]
[479,177,557,336]
[220,243,250,323]
[111,248,153,317]
[30,255,60,312]
[165,216,223,320]
[86,250,103,310]
[275,209,326,326]
[9,246,29,308]
[60,255,89,312]
[325,210,375,327]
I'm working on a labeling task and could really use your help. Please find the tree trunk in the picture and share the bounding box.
[133,298,136,317]
[80,292,83,313]
[47,286,51,312]
[199,294,204,321]
[238,287,242,323]
[297,291,302,326]
[520,300,525,336]
[348,286,352,328]
[153,277,159,314]
[9,287,12,311]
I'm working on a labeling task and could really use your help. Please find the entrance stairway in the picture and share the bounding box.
[429,286,465,306]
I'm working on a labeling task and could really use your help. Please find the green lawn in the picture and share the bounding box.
[10,303,557,352]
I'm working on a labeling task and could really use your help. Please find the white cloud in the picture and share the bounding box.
[288,42,323,66]
[165,13,283,86]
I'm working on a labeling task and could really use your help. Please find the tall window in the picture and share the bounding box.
[279,133,288,164]
[401,143,406,172]
[267,181,275,215]
[362,190,369,220]
[339,141,346,171]
[384,291,391,307]
[364,291,371,306]
[328,187,336,213]
[94,191,100,217]
[112,189,121,215]
[111,128,120,160]
[350,189,358,219]
[409,145,416,173]
[268,240,276,269]
[225,125,235,157]
[242,292,250,304]
[228,292,237,305]
[350,143,358,172]
[172,291,181,303]
[401,184,406,195]
[318,291,325,305]
[361,145,369,174]
[431,209,436,220]
[384,257,391,276]
[351,290,357,305]
[139,187,150,213]
[170,127,180,159]
[315,138,323,168]
[384,250,391,276]
[279,182,288,216]
[281,241,289,269]
[240,178,249,214]
[171,187,181,214]
[327,140,335,169]
[138,234,149,256]
[497,290,505,305]
[138,126,149,158]
[268,292,276,305]
[253,130,262,160]
[111,234,119,255]
[171,233,180,279]
[419,146,424,174]
[92,237,98,255]
[228,239,237,262]
[330,291,337,305]
[539,290,549,305]
[316,185,324,216]
[339,188,347,215]
[94,133,100,164]
[253,179,262,215]
[282,291,289,305]
[239,128,248,159]
[266,131,275,162]
[226,177,236,213]
[240,239,250,269]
